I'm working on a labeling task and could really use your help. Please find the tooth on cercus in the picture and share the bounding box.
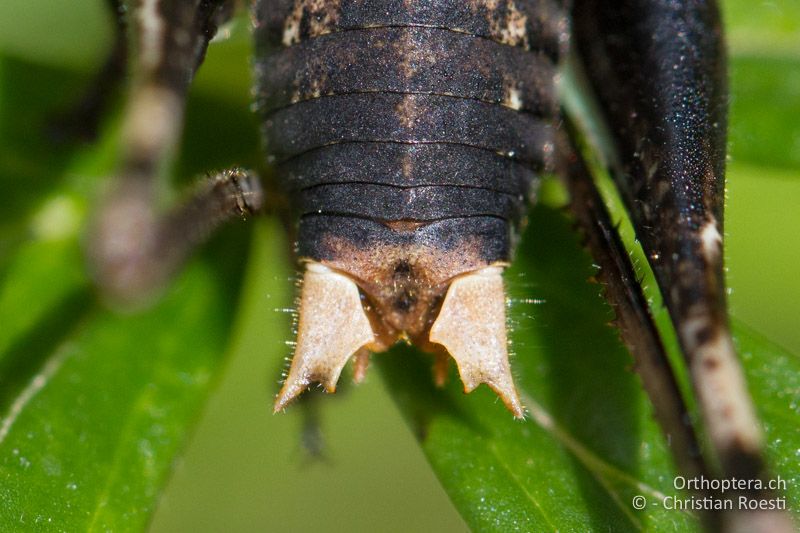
[274,262,523,418]
[273,262,375,412]
[429,265,524,418]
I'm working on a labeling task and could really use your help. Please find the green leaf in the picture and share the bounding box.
[0,0,112,70]
[1,0,798,531]
[379,202,800,531]
[0,231,249,530]
[0,7,258,530]
[375,2,800,530]
[734,323,800,497]
[379,203,700,532]
[728,58,800,170]
[0,52,254,525]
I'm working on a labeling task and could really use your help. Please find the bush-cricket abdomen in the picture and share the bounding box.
[254,0,570,415]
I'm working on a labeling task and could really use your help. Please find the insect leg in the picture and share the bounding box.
[556,126,734,528]
[556,127,708,483]
[572,1,792,529]
[116,0,235,179]
[87,0,253,306]
[89,168,262,305]
[49,0,128,142]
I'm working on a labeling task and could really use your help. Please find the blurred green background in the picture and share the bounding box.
[0,1,797,531]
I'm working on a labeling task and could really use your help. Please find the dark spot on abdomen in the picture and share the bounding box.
[394,259,412,276]
[393,290,417,313]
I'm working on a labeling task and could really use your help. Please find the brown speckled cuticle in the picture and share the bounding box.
[255,0,567,336]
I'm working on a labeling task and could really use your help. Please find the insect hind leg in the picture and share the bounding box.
[88,168,263,307]
[117,0,235,175]
[86,0,253,307]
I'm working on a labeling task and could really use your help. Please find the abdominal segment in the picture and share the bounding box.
[255,0,569,415]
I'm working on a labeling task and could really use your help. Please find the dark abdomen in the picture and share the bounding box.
[254,0,568,337]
